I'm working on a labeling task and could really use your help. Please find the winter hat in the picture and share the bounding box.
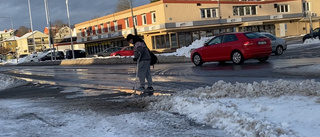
[126,34,134,41]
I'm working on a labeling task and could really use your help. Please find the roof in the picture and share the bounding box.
[20,30,40,39]
[3,36,20,41]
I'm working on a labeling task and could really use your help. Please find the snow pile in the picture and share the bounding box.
[149,79,320,137]
[304,37,320,44]
[0,74,29,91]
[160,37,213,58]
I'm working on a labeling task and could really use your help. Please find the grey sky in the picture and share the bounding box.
[0,0,150,32]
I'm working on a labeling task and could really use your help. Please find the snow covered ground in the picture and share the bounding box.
[1,38,320,136]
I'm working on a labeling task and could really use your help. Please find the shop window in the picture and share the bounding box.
[152,34,171,49]
[192,31,200,41]
[206,30,213,37]
[178,32,192,47]
[171,33,178,48]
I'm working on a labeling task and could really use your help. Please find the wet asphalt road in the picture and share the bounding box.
[1,40,320,93]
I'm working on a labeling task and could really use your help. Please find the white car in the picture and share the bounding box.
[260,32,287,55]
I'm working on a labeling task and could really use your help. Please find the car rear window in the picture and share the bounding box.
[244,32,267,39]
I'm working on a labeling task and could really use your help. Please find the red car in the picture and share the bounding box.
[191,32,272,66]
[110,46,134,56]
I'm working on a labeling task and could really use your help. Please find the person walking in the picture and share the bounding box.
[126,34,154,95]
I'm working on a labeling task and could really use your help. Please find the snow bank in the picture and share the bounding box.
[148,79,320,137]
[0,74,29,91]
[159,37,213,58]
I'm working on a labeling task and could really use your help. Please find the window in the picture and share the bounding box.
[200,8,218,18]
[88,26,93,35]
[133,16,137,26]
[114,21,118,31]
[233,5,257,16]
[125,18,130,28]
[100,24,104,33]
[95,25,98,34]
[107,22,111,32]
[263,34,276,40]
[142,14,147,25]
[277,5,289,13]
[223,34,238,43]
[303,2,310,12]
[151,12,156,23]
[208,35,224,45]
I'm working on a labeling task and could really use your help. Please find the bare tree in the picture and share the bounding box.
[115,0,131,13]
[15,26,30,37]
[0,47,10,55]
[52,20,68,29]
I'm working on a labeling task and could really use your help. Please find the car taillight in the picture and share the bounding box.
[244,41,254,46]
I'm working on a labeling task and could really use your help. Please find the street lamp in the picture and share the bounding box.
[129,0,137,35]
[44,0,54,61]
[27,0,36,54]
[66,0,75,59]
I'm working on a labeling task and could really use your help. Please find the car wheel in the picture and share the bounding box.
[257,56,269,62]
[231,51,244,65]
[275,46,283,55]
[116,54,121,56]
[192,53,203,66]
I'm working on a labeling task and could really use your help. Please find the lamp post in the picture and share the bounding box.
[27,0,36,54]
[44,0,54,61]
[129,0,137,35]
[66,0,75,59]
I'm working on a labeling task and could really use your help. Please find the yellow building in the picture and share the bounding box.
[75,0,320,55]
[1,36,19,53]
[16,31,50,56]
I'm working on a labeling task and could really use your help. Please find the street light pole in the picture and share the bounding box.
[27,0,36,54]
[66,0,75,59]
[129,0,137,35]
[44,0,54,61]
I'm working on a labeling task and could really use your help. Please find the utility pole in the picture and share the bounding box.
[28,0,36,54]
[44,0,54,61]
[129,0,137,35]
[66,0,75,59]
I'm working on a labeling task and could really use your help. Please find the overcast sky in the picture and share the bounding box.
[0,0,150,32]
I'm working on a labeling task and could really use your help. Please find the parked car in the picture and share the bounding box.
[65,50,86,59]
[110,46,134,56]
[39,51,65,61]
[96,47,122,57]
[303,27,320,42]
[191,32,272,66]
[260,32,287,55]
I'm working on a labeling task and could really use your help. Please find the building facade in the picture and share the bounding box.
[75,0,320,55]
[16,31,50,56]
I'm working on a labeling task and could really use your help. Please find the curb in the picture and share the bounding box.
[16,56,191,66]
